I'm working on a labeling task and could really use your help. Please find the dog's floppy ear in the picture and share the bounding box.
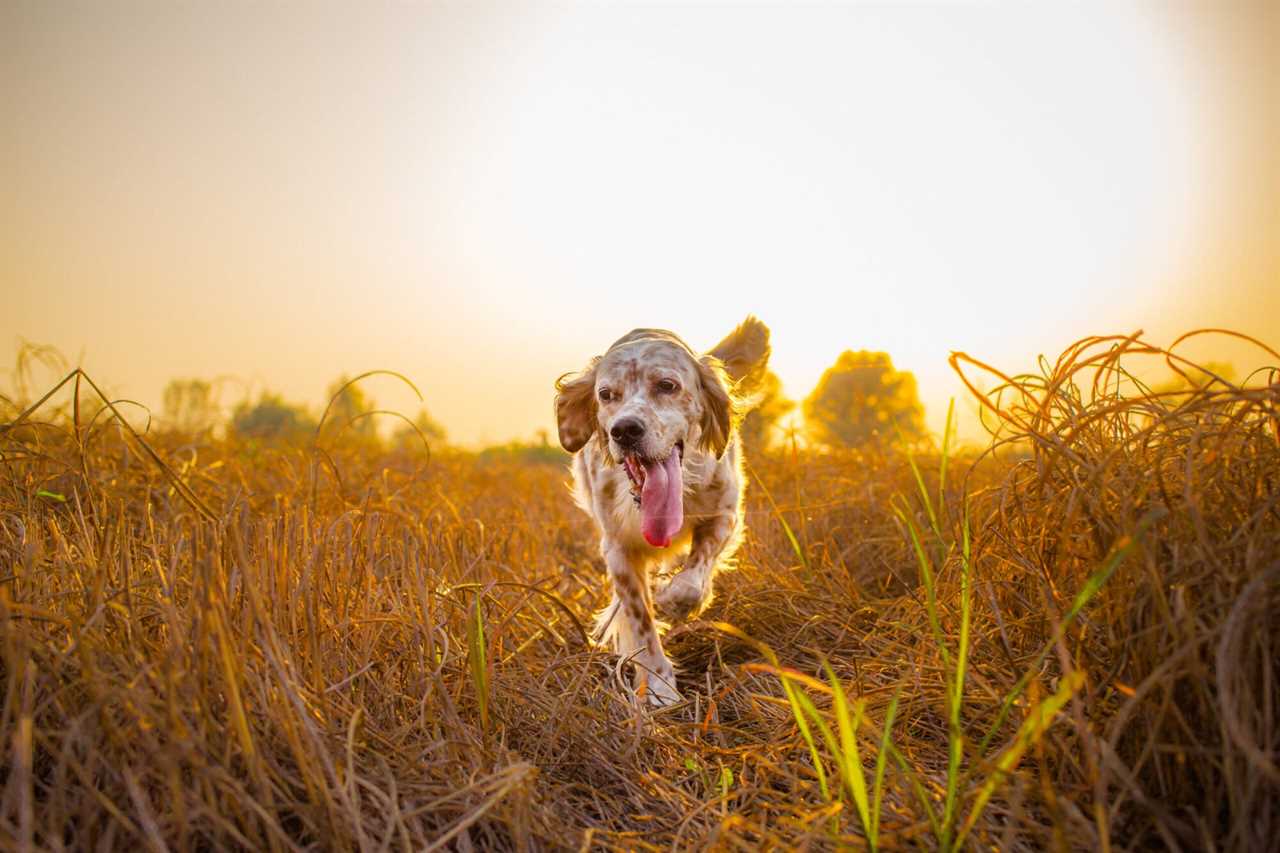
[696,355,734,458]
[555,359,600,453]
[707,315,771,390]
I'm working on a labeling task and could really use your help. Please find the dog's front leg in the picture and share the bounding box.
[656,509,739,622]
[596,542,681,707]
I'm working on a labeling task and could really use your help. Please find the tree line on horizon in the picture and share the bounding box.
[160,351,930,453]
[3,339,1240,456]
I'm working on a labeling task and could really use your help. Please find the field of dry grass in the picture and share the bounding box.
[1,333,1278,851]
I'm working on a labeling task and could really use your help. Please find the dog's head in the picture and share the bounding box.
[555,317,769,546]
[555,317,772,458]
[554,330,719,461]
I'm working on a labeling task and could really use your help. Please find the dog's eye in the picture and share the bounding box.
[597,388,614,402]
[656,379,679,393]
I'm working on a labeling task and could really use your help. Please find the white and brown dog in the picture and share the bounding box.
[555,317,770,706]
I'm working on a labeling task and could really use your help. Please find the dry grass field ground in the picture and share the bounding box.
[1,333,1278,850]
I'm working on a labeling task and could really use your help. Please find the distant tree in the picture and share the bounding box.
[231,392,316,442]
[319,376,379,443]
[394,408,448,452]
[162,379,218,434]
[738,370,794,452]
[803,351,926,448]
[478,430,570,466]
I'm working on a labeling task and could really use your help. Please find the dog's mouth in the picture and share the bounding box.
[621,441,684,548]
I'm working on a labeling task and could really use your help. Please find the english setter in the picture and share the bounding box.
[555,317,770,706]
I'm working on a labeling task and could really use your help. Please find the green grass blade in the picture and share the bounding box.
[937,398,955,523]
[823,659,871,842]
[747,462,808,572]
[941,504,973,846]
[467,593,489,731]
[894,502,951,672]
[871,690,900,843]
[709,623,831,802]
[954,503,972,717]
[792,689,843,805]
[955,669,1086,848]
[898,424,940,540]
[885,738,941,838]
[975,514,1156,757]
[783,677,831,802]
[719,765,734,798]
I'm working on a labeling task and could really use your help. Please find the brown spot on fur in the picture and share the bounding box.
[613,571,638,594]
[600,476,616,505]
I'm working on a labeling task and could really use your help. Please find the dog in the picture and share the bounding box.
[554,317,770,706]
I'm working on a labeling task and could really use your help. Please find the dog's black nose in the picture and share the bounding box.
[610,417,645,446]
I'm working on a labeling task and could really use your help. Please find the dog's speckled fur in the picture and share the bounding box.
[554,318,770,706]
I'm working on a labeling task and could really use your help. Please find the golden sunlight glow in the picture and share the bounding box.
[4,4,1277,445]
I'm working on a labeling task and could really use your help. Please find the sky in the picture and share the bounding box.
[3,2,1278,446]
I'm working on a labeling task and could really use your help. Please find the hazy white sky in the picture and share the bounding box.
[4,2,1277,445]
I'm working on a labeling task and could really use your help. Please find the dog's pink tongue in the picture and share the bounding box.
[640,452,683,547]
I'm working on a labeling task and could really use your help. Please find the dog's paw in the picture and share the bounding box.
[638,666,682,708]
[656,573,707,622]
